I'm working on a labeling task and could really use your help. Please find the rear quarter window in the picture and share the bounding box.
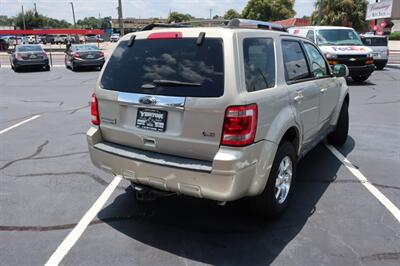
[100,37,224,97]
[243,38,275,91]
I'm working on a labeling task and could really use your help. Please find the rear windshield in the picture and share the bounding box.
[17,45,43,52]
[73,45,99,51]
[100,38,224,97]
[362,37,388,46]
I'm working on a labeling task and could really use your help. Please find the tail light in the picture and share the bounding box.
[16,53,23,60]
[148,32,182,39]
[221,104,258,147]
[91,93,100,125]
[74,52,81,59]
[99,51,104,57]
[40,52,48,58]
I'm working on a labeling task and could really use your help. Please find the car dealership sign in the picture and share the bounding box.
[366,0,393,20]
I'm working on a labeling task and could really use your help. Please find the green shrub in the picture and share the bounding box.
[389,32,400,40]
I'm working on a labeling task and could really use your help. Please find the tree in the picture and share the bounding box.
[77,17,99,29]
[11,9,72,29]
[76,16,111,29]
[15,10,45,29]
[242,0,296,21]
[0,15,14,26]
[311,0,369,32]
[223,9,241,20]
[167,12,193,23]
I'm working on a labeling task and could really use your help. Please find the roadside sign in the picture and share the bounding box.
[366,0,393,20]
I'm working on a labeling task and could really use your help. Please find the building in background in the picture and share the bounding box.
[274,18,310,28]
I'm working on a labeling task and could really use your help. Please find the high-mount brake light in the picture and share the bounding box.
[147,32,182,39]
[91,93,100,125]
[221,104,258,147]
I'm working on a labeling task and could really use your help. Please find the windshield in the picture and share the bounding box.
[100,38,224,97]
[317,29,363,46]
[74,45,99,51]
[17,45,43,52]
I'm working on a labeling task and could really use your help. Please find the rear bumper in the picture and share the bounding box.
[87,127,277,202]
[73,58,105,67]
[13,59,49,67]
[347,64,375,77]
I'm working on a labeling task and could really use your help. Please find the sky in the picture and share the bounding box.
[0,0,379,22]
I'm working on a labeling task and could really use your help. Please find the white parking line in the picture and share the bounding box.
[0,115,41,135]
[45,175,122,266]
[326,144,400,224]
[0,65,65,68]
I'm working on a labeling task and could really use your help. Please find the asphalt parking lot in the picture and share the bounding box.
[0,66,399,265]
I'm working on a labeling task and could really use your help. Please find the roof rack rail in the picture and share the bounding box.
[227,18,287,32]
[141,23,189,31]
[180,19,229,26]
[140,19,286,32]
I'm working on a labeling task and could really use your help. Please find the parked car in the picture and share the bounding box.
[27,35,38,44]
[110,33,120,42]
[87,19,350,218]
[0,38,10,51]
[65,35,80,44]
[360,34,389,70]
[64,44,105,71]
[41,35,55,44]
[7,36,28,46]
[54,35,67,44]
[10,44,50,72]
[85,35,104,43]
[289,26,375,82]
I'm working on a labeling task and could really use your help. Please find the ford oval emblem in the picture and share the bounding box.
[139,96,157,105]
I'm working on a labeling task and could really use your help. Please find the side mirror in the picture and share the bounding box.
[332,64,349,77]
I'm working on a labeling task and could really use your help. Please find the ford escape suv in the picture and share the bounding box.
[87,19,350,218]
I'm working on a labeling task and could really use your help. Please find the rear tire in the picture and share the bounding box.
[351,75,370,82]
[376,64,386,70]
[251,141,296,219]
[328,101,349,146]
[44,65,50,71]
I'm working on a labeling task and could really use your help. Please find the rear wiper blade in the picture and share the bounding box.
[153,79,201,86]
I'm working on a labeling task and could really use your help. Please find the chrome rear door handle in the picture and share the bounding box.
[294,94,304,103]
[320,88,328,94]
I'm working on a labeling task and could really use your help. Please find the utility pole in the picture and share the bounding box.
[70,2,76,28]
[375,0,379,33]
[21,5,26,30]
[209,8,212,20]
[318,0,323,25]
[118,0,124,35]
